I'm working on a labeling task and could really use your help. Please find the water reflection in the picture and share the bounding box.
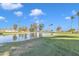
[13,34,31,42]
[24,34,27,39]
[0,33,31,43]
[13,35,17,42]
[18,34,28,40]
[0,32,40,43]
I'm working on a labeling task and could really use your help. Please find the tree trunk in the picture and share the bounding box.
[71,20,73,33]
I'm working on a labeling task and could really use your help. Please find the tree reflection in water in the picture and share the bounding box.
[24,34,27,39]
[19,34,27,40]
[13,35,17,42]
[12,35,17,47]
[12,33,31,42]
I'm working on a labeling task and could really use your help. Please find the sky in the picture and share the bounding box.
[0,3,79,31]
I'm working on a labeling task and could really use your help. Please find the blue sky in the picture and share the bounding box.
[0,3,79,31]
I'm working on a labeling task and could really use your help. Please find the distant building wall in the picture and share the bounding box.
[42,32,52,37]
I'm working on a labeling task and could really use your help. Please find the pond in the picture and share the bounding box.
[0,34,31,44]
[0,32,43,44]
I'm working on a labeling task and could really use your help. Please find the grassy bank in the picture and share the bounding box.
[1,36,79,56]
[9,37,79,56]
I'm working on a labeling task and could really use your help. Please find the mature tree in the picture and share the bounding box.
[67,28,75,33]
[29,23,38,38]
[33,23,37,31]
[18,26,28,32]
[29,23,37,32]
[39,24,44,31]
[13,24,18,31]
[29,24,34,32]
[56,26,62,32]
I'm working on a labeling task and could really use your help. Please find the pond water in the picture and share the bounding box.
[0,32,42,44]
[0,34,31,44]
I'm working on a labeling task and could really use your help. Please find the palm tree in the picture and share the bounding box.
[13,24,18,31]
[30,24,37,32]
[29,23,37,38]
[39,24,44,37]
[49,24,53,32]
[66,16,74,33]
[39,24,44,31]
[76,11,79,32]
[70,16,74,30]
[29,24,34,32]
[33,23,37,32]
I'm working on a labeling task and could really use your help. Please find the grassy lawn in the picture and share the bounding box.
[1,35,79,56]
[9,37,79,56]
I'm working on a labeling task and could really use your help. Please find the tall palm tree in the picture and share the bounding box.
[39,24,44,31]
[70,16,74,29]
[49,24,53,32]
[34,17,40,37]
[29,24,34,32]
[66,16,74,33]
[76,11,79,32]
[13,24,18,31]
[39,24,44,37]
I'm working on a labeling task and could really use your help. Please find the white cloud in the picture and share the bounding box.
[65,16,71,19]
[4,20,8,22]
[14,11,23,16]
[0,16,7,22]
[0,16,5,20]
[29,9,44,16]
[0,3,23,10]
[72,10,77,15]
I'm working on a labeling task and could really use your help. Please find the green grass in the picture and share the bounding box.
[1,35,79,56]
[9,37,79,56]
